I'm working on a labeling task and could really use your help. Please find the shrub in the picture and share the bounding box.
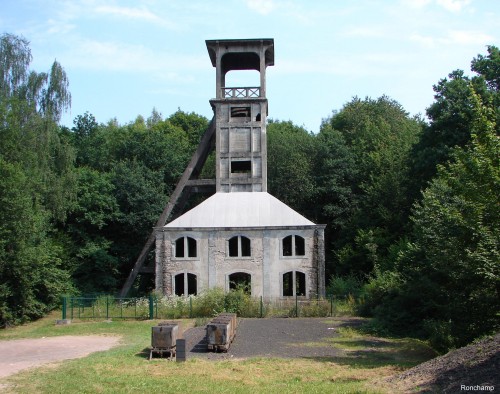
[326,275,363,298]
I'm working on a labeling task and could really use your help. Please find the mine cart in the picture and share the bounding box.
[206,313,237,352]
[149,322,178,360]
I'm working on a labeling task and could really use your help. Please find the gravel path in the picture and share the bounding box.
[183,317,364,360]
[0,335,121,379]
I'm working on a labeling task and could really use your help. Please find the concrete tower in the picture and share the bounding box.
[206,39,274,192]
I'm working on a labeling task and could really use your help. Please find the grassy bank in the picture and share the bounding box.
[0,312,436,393]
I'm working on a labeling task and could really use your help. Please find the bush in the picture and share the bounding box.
[326,275,363,298]
[423,319,455,353]
[192,288,226,317]
[357,268,403,317]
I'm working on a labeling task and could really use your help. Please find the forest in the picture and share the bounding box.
[0,33,498,351]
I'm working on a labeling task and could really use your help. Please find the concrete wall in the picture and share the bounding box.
[155,226,325,299]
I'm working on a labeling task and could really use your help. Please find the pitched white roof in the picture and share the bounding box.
[165,192,315,228]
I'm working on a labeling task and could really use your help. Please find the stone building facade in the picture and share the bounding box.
[155,39,325,299]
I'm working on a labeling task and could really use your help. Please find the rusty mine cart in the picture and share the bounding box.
[150,322,178,360]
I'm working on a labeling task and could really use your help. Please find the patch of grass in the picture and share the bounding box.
[0,314,436,393]
[0,311,193,342]
[324,325,438,369]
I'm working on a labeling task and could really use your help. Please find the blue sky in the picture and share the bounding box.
[2,0,498,132]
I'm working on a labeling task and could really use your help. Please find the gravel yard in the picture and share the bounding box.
[183,317,364,360]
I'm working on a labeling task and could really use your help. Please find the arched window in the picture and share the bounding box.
[174,272,197,296]
[175,236,197,258]
[282,271,306,297]
[282,235,305,257]
[228,272,251,294]
[228,236,251,257]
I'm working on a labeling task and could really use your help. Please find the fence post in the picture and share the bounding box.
[149,294,154,320]
[330,295,333,316]
[62,296,67,320]
[295,293,299,317]
[260,296,263,318]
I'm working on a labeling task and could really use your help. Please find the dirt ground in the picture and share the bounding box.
[0,335,121,379]
[385,333,499,393]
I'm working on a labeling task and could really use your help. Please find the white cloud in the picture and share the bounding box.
[46,18,76,35]
[446,29,494,45]
[62,38,206,79]
[436,0,471,12]
[94,5,161,22]
[341,26,389,38]
[410,29,494,47]
[402,0,432,8]
[401,0,472,11]
[245,0,277,15]
[277,51,412,78]
[410,33,437,47]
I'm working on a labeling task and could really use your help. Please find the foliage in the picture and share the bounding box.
[1,33,70,123]
[326,275,363,298]
[0,34,75,326]
[321,96,422,275]
[267,120,317,213]
[409,46,500,199]
[363,87,499,351]
[65,109,208,294]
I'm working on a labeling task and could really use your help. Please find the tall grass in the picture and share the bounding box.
[64,288,352,321]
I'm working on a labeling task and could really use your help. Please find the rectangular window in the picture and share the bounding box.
[231,160,251,174]
[241,236,251,257]
[175,238,184,258]
[282,235,293,256]
[283,272,293,296]
[188,237,197,258]
[295,236,305,256]
[229,237,239,257]
[230,106,251,118]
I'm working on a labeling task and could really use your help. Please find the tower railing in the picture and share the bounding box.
[222,87,260,98]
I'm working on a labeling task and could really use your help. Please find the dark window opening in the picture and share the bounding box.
[282,235,305,257]
[231,106,251,118]
[187,273,197,296]
[231,160,251,174]
[175,237,197,258]
[175,273,197,296]
[296,271,306,296]
[174,273,184,296]
[228,235,251,257]
[175,238,184,258]
[229,272,251,294]
[229,236,239,257]
[283,235,293,256]
[255,113,261,121]
[295,236,305,256]
[282,271,306,297]
[283,271,293,296]
[187,237,197,257]
[241,236,251,257]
